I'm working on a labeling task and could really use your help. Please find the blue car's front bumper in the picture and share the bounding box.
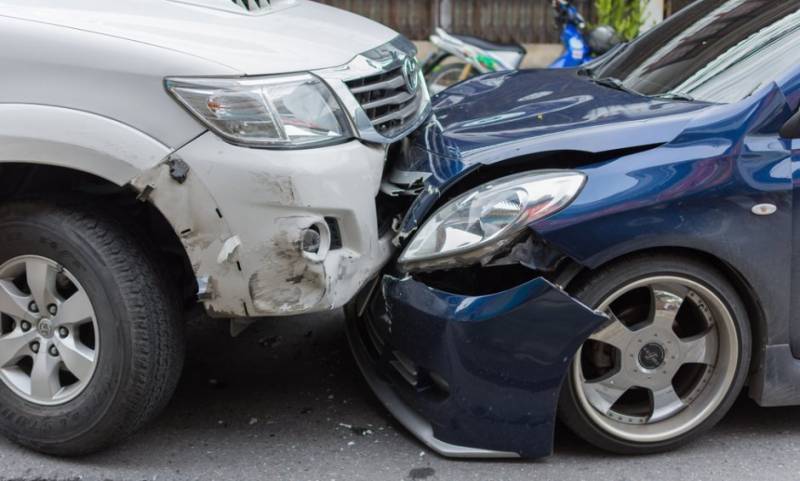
[346,274,606,458]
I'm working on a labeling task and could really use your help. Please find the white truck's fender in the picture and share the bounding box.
[0,104,171,184]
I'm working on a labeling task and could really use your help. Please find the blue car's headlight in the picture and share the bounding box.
[398,171,586,272]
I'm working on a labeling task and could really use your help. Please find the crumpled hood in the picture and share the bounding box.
[399,69,711,177]
[390,68,716,237]
[0,0,397,74]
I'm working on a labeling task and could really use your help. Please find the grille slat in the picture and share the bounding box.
[346,62,425,139]
[350,73,406,94]
[371,94,422,126]
[361,90,415,110]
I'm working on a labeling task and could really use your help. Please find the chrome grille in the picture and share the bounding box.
[346,64,424,139]
[317,36,431,144]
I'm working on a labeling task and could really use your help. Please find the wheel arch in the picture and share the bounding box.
[0,163,198,304]
[0,104,175,185]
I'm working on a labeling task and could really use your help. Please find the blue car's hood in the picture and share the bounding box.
[390,68,716,236]
[396,69,710,181]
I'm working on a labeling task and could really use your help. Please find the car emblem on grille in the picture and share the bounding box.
[231,0,271,12]
[402,56,420,94]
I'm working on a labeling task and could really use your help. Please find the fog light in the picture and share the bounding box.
[301,227,321,254]
[299,222,331,263]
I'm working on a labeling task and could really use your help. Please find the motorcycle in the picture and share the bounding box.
[423,0,620,94]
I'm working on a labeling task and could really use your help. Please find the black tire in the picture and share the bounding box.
[558,254,751,455]
[0,200,184,455]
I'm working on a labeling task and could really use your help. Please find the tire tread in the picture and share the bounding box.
[0,200,184,456]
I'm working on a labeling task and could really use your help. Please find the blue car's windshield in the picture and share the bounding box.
[593,0,800,103]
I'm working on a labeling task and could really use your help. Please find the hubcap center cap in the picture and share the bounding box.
[638,342,666,370]
[37,318,54,339]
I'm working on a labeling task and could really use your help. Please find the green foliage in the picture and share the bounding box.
[595,0,645,41]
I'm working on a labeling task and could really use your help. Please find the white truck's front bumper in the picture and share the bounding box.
[137,132,395,317]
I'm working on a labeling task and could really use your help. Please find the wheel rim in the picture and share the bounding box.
[0,256,99,405]
[572,275,739,443]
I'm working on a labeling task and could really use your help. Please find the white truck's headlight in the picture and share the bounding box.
[399,171,586,271]
[166,74,352,149]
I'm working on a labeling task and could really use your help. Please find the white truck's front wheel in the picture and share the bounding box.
[0,201,184,455]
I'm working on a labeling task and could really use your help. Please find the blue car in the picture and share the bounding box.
[346,0,800,459]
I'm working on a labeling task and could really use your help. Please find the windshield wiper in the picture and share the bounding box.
[591,76,642,96]
[578,66,596,78]
[588,76,696,102]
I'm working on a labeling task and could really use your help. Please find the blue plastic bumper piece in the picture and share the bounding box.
[347,274,607,459]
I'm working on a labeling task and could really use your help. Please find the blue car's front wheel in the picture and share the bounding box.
[558,254,751,454]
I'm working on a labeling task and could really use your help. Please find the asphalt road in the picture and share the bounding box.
[2,311,800,481]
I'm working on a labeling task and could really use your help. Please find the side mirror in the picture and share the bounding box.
[780,109,800,139]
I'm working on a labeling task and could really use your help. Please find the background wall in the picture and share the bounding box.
[317,0,692,42]
[317,0,594,43]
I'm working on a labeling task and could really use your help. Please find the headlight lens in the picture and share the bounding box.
[399,171,586,271]
[166,74,352,148]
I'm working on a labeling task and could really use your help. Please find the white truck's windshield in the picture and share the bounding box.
[594,0,800,103]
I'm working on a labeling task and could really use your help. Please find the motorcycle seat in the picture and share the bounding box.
[452,34,527,55]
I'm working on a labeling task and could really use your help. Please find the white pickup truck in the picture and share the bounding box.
[0,0,429,455]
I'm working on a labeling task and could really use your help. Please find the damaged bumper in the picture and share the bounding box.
[136,132,395,317]
[346,274,606,458]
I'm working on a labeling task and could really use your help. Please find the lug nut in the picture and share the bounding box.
[48,345,59,357]
[58,327,69,339]
[47,304,57,316]
[28,301,39,313]
[20,320,31,332]
[30,341,40,354]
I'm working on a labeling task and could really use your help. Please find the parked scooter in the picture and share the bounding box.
[423,0,620,94]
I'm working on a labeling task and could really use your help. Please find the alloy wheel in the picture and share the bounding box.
[572,275,739,443]
[0,256,99,405]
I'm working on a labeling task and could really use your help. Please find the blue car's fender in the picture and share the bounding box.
[534,83,794,348]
